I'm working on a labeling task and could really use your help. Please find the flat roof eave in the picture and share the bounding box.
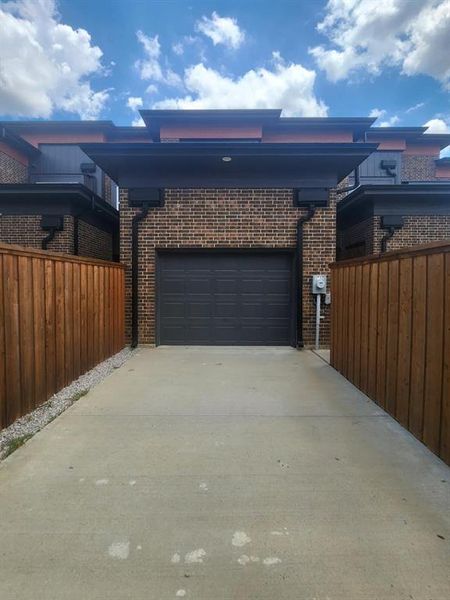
[338,183,450,213]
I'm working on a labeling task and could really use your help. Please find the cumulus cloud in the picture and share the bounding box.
[152,53,327,116]
[135,30,182,88]
[196,12,245,49]
[310,0,450,89]
[127,96,143,111]
[126,96,144,126]
[369,108,387,119]
[369,108,400,127]
[424,118,450,133]
[0,0,109,118]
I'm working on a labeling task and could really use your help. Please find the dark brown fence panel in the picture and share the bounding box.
[0,243,125,430]
[331,241,450,466]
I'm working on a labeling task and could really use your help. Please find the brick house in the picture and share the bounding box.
[2,110,449,348]
[0,121,120,260]
[336,128,450,259]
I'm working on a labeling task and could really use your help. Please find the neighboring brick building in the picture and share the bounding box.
[0,122,119,261]
[337,128,450,259]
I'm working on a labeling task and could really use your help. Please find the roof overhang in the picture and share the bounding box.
[338,183,450,223]
[0,125,40,159]
[0,183,119,224]
[80,142,378,188]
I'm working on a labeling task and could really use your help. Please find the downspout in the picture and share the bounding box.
[336,165,360,194]
[380,227,396,253]
[131,203,150,348]
[296,204,316,348]
[41,228,57,250]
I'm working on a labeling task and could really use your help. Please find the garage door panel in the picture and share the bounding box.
[215,302,239,317]
[160,301,185,318]
[158,252,293,345]
[215,279,238,293]
[188,302,212,318]
[160,278,185,294]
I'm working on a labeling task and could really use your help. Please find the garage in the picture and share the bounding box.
[157,251,295,345]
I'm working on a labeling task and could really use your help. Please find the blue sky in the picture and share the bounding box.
[1,0,449,142]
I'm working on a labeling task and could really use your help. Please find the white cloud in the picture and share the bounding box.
[369,108,386,119]
[126,96,144,126]
[152,54,327,116]
[196,12,245,49]
[310,0,450,89]
[368,108,399,126]
[0,0,109,118]
[135,31,163,81]
[406,102,425,113]
[135,30,183,88]
[172,42,184,56]
[379,115,400,127]
[127,96,143,111]
[424,118,450,133]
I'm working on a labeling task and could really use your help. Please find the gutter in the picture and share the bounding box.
[131,203,150,348]
[296,204,316,348]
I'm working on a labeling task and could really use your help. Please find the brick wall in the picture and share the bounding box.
[338,217,375,259]
[402,155,437,181]
[0,151,28,183]
[339,214,450,258]
[0,215,74,252]
[120,187,335,347]
[376,215,450,252]
[0,214,113,260]
[77,219,113,260]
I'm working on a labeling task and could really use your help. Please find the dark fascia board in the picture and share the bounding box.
[364,126,428,141]
[107,126,150,140]
[2,120,115,134]
[338,183,450,214]
[436,157,450,165]
[0,125,40,158]
[367,127,427,134]
[273,117,375,128]
[0,183,119,222]
[415,134,450,149]
[141,108,282,122]
[81,141,378,158]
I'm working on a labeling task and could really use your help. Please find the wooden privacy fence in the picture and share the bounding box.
[331,241,450,466]
[0,243,125,430]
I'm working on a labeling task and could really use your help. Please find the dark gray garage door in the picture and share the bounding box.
[157,252,294,345]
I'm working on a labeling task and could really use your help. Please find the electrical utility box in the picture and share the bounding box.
[312,274,327,295]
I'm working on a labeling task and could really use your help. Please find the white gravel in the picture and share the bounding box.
[0,347,135,460]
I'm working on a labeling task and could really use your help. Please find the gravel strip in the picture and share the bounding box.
[0,347,135,461]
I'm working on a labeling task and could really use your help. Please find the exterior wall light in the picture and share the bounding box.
[222,156,232,162]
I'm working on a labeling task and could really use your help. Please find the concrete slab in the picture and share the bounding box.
[0,346,449,600]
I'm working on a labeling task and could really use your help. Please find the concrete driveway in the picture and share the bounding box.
[0,347,449,600]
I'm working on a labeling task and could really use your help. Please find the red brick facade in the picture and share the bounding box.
[402,154,437,181]
[338,214,450,258]
[0,214,113,260]
[0,151,28,183]
[120,187,336,347]
[77,219,114,261]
